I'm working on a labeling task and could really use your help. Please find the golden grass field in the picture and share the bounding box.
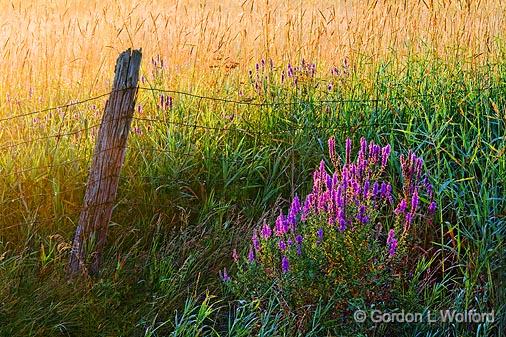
[1,0,505,99]
[0,1,505,336]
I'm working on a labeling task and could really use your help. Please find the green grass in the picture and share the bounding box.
[0,55,505,336]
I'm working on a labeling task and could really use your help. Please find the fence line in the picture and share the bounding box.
[1,79,503,177]
[132,116,406,134]
[137,83,506,106]
[0,82,504,212]
[1,82,504,124]
[0,91,113,123]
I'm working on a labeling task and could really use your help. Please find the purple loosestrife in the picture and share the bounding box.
[345,138,352,165]
[281,256,290,273]
[278,240,287,251]
[289,195,301,217]
[363,180,370,199]
[252,230,260,251]
[352,180,360,199]
[357,205,369,224]
[336,185,344,208]
[248,247,255,263]
[386,229,398,256]
[395,199,407,215]
[428,201,437,214]
[318,191,331,213]
[381,144,391,168]
[404,213,413,232]
[302,194,313,221]
[372,182,380,199]
[275,211,288,236]
[220,268,231,282]
[232,249,239,263]
[359,137,368,167]
[380,182,388,198]
[423,177,434,199]
[328,136,336,165]
[341,166,349,191]
[287,64,293,77]
[400,150,425,197]
[317,228,324,244]
[232,136,437,293]
[411,189,419,214]
[261,220,272,239]
[338,208,347,231]
[369,142,381,166]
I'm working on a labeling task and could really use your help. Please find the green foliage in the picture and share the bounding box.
[0,55,505,336]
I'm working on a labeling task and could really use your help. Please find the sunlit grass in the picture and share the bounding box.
[0,1,505,336]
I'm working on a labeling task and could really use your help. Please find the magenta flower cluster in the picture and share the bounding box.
[224,137,436,279]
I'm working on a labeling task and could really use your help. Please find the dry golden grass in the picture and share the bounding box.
[1,0,505,99]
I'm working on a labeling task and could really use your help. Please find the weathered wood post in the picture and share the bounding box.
[68,49,142,275]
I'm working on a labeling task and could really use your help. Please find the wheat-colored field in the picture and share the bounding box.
[1,0,505,99]
[0,2,505,336]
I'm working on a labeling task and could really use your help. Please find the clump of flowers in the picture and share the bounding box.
[227,136,436,313]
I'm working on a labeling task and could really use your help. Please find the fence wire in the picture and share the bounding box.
[0,83,505,229]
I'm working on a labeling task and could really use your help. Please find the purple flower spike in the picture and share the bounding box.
[275,211,288,236]
[404,213,413,231]
[281,256,290,273]
[360,137,368,158]
[380,182,387,197]
[336,185,344,208]
[317,228,324,243]
[357,204,369,224]
[394,199,407,215]
[328,136,336,164]
[352,181,360,198]
[338,209,347,231]
[302,194,313,221]
[363,180,370,199]
[372,182,379,198]
[411,189,419,214]
[296,245,302,256]
[386,229,398,256]
[248,247,255,263]
[290,195,301,216]
[252,230,260,251]
[278,240,287,251]
[428,200,437,214]
[345,138,352,165]
[380,182,393,203]
[261,220,272,239]
[288,195,301,229]
[381,144,391,168]
[295,234,303,245]
[220,267,231,282]
[341,167,349,190]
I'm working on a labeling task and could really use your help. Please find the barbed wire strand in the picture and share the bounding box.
[2,83,504,124]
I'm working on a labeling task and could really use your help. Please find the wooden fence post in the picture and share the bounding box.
[68,48,142,275]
